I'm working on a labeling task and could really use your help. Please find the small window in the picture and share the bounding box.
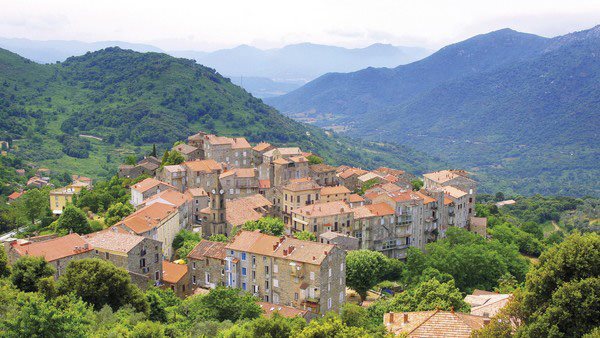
[242,267,247,276]
[241,252,246,260]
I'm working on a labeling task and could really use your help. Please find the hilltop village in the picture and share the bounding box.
[4,131,497,336]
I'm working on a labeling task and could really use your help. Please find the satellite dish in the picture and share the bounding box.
[220,189,224,194]
[212,189,216,194]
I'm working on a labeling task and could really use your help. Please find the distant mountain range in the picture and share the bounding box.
[0,38,431,98]
[267,26,600,196]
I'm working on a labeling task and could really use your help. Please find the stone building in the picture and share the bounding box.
[291,201,353,236]
[141,189,193,230]
[225,230,346,315]
[172,143,203,161]
[201,134,253,168]
[5,234,95,279]
[219,167,259,200]
[318,231,360,251]
[384,309,488,337]
[186,188,209,224]
[423,170,477,224]
[187,239,227,290]
[182,159,222,190]
[281,178,322,224]
[130,178,176,207]
[309,164,339,186]
[352,202,410,259]
[162,261,191,298]
[84,228,163,289]
[318,185,351,203]
[159,165,187,192]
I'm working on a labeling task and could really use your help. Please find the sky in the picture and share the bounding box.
[1,0,600,51]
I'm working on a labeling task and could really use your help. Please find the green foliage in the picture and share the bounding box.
[56,204,92,235]
[306,155,323,165]
[173,229,201,260]
[130,321,165,338]
[346,250,390,301]
[75,175,131,213]
[179,287,261,323]
[208,234,229,243]
[295,312,372,338]
[162,150,184,166]
[221,313,307,338]
[2,293,93,338]
[21,189,50,225]
[294,231,317,241]
[10,256,55,292]
[411,179,423,191]
[104,201,134,226]
[57,258,149,314]
[357,178,379,195]
[242,217,285,236]
[0,245,8,278]
[125,155,137,165]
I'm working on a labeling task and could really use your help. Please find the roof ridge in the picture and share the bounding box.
[406,309,440,335]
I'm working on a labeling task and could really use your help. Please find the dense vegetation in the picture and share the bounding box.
[268,26,600,196]
[0,47,441,180]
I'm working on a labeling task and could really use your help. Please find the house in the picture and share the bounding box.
[225,230,346,315]
[7,191,23,203]
[383,309,489,337]
[49,184,84,215]
[186,188,209,224]
[159,165,187,191]
[118,156,161,179]
[200,134,252,168]
[199,193,273,237]
[496,199,516,207]
[309,164,339,186]
[220,167,259,199]
[258,302,311,320]
[464,290,512,318]
[470,217,488,237]
[423,170,477,223]
[5,234,95,279]
[71,175,93,188]
[319,185,351,204]
[187,239,227,290]
[84,228,163,289]
[162,261,191,298]
[352,202,409,259]
[130,178,176,207]
[172,143,203,161]
[318,231,360,251]
[117,202,181,258]
[27,175,50,188]
[272,155,310,188]
[442,186,470,228]
[183,159,222,190]
[336,167,367,192]
[347,194,366,208]
[281,178,322,224]
[291,201,353,236]
[141,189,193,230]
[252,142,275,167]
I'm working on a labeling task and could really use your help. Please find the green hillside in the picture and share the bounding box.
[0,47,442,180]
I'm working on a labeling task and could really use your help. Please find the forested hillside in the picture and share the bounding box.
[268,26,600,196]
[0,47,441,180]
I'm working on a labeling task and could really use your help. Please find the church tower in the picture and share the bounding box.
[205,170,226,236]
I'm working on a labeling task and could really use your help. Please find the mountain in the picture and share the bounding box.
[267,27,600,196]
[0,37,163,64]
[169,43,432,82]
[0,47,442,179]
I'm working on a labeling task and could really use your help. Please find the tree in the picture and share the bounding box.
[57,258,149,314]
[294,231,316,242]
[306,155,323,165]
[346,250,388,302]
[104,202,134,226]
[146,289,168,322]
[130,321,165,338]
[10,256,55,292]
[21,189,48,225]
[150,144,157,157]
[357,178,379,195]
[56,204,92,234]
[221,313,306,338]
[172,229,201,251]
[388,278,469,312]
[2,293,93,338]
[0,245,8,277]
[411,179,424,191]
[163,150,184,166]
[296,312,371,338]
[208,234,229,243]
[242,217,285,236]
[179,287,261,323]
[124,155,137,165]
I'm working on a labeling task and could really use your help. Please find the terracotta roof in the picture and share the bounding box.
[283,178,321,192]
[363,192,381,201]
[353,202,395,219]
[414,191,436,204]
[187,240,227,260]
[143,189,191,208]
[380,183,403,193]
[162,261,188,284]
[163,165,186,173]
[358,172,382,182]
[252,142,273,152]
[187,187,208,197]
[464,292,512,318]
[258,302,309,318]
[84,229,145,253]
[219,167,257,179]
[338,168,367,179]
[272,158,291,165]
[384,310,487,338]
[204,135,250,149]
[258,180,271,189]
[289,155,307,163]
[225,194,273,226]
[348,194,365,203]
[320,185,351,195]
[8,191,23,200]
[183,159,222,173]
[173,143,199,155]
[132,178,174,193]
[227,230,336,265]
[423,170,466,184]
[309,163,337,173]
[442,186,467,199]
[293,201,351,218]
[444,197,454,205]
[263,147,302,158]
[10,234,92,262]
[120,202,178,234]
[374,167,405,177]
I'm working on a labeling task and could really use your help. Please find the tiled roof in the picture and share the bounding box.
[413,191,436,204]
[173,143,199,155]
[442,186,467,198]
[8,191,23,200]
[320,185,351,195]
[220,168,257,179]
[422,170,472,184]
[272,158,291,165]
[293,201,351,218]
[120,202,178,234]
[353,202,395,219]
[380,183,403,193]
[258,302,308,318]
[374,167,405,177]
[227,230,336,265]
[263,147,302,158]
[283,178,321,192]
[225,194,273,226]
[309,163,337,173]
[186,187,208,197]
[10,234,92,262]
[384,310,487,338]
[132,178,174,193]
[163,165,186,173]
[347,194,365,203]
[162,261,188,284]
[464,291,511,318]
[84,229,145,253]
[289,155,307,163]
[252,142,272,152]
[183,159,222,173]
[358,172,382,182]
[258,180,271,189]
[187,240,227,260]
[143,189,191,208]
[338,167,367,179]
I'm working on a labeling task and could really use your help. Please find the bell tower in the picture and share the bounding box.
[205,170,226,236]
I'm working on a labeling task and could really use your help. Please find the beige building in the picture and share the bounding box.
[384,309,488,338]
[199,193,273,237]
[319,185,351,203]
[159,165,187,192]
[200,133,253,168]
[225,230,346,315]
[336,167,368,192]
[130,178,176,207]
[220,167,259,199]
[140,189,193,232]
[281,178,322,224]
[464,290,512,318]
[186,188,209,224]
[291,201,353,236]
[84,228,163,289]
[309,164,339,186]
[423,170,477,224]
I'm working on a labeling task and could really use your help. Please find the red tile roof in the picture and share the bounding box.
[183,159,222,173]
[132,178,174,193]
[384,310,487,337]
[258,302,309,318]
[120,202,178,234]
[162,261,188,284]
[8,191,23,200]
[187,240,227,260]
[10,234,92,262]
[293,201,352,218]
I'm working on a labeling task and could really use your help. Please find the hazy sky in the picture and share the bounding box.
[1,0,600,51]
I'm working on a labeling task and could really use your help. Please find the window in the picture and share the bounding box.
[340,277,343,285]
[140,258,146,268]
[295,292,299,301]
[328,298,332,309]
[252,270,256,279]
[265,280,269,290]
[242,282,247,290]
[265,266,269,275]
[154,253,159,263]
[310,272,315,280]
[155,271,160,280]
[340,263,344,271]
[273,264,278,273]
[206,272,211,283]
[242,267,247,276]
[328,268,332,277]
[241,252,246,260]
[339,291,344,303]
[192,275,196,284]
[273,279,279,288]
[105,252,109,259]
[192,262,196,270]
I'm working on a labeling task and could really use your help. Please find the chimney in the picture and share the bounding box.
[483,318,491,326]
[323,251,328,256]
[403,313,409,323]
[283,249,288,256]
[312,256,316,261]
[450,307,454,314]
[288,245,295,254]
[273,243,278,251]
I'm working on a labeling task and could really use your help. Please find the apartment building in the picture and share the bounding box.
[159,165,187,192]
[130,178,175,207]
[141,189,193,231]
[319,185,351,203]
[281,178,322,224]
[352,202,410,259]
[220,167,259,199]
[423,170,477,223]
[186,188,209,223]
[202,134,253,168]
[291,201,353,236]
[225,230,346,315]
[183,159,222,190]
[309,164,339,186]
[187,239,227,289]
